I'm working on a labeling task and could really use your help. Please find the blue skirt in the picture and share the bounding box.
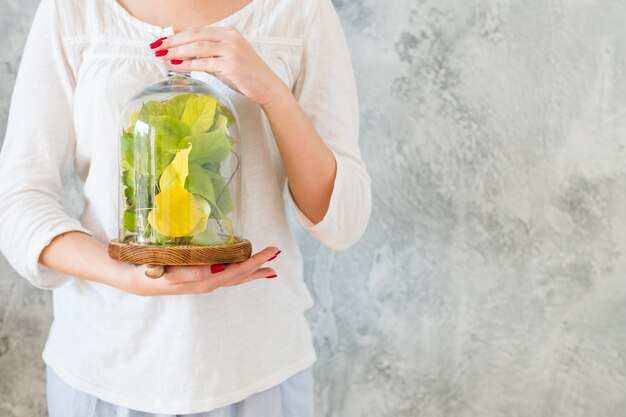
[46,365,314,417]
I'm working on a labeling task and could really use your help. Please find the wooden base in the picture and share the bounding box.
[108,239,252,266]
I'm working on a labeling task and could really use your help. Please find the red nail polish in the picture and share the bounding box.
[265,274,278,279]
[170,59,183,65]
[210,264,226,274]
[267,250,282,262]
[155,49,168,57]
[149,37,166,49]
[149,40,162,49]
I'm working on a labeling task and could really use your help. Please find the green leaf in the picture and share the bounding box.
[150,115,192,149]
[210,171,232,219]
[181,95,218,134]
[213,172,233,219]
[117,96,237,243]
[179,129,231,164]
[166,93,196,120]
[149,115,192,175]
[212,176,233,220]
[137,101,166,122]
[120,130,135,170]
[186,163,217,207]
[122,168,136,207]
[130,132,150,177]
[218,103,236,127]
[123,209,136,233]
[159,144,192,191]
[129,101,167,177]
[189,195,212,236]
[125,111,140,135]
[185,163,233,219]
[150,226,173,246]
[191,228,225,245]
[188,195,211,236]
[195,195,212,218]
[212,110,228,131]
[202,161,220,173]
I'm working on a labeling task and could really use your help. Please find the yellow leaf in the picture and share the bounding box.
[181,95,218,134]
[189,215,208,237]
[147,184,207,237]
[215,114,228,130]
[159,144,192,190]
[223,218,236,244]
[189,195,212,236]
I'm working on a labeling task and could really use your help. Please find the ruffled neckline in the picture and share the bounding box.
[103,0,258,36]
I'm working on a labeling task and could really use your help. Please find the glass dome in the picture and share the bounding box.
[116,72,244,250]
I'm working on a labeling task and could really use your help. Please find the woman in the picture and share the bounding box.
[0,0,371,415]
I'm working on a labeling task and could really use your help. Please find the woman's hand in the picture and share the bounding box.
[150,27,337,224]
[149,27,337,224]
[124,246,281,296]
[150,27,290,107]
[39,231,281,297]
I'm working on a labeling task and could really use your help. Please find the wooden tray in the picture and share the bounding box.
[108,238,252,266]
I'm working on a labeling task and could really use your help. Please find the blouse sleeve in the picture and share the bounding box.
[0,0,93,290]
[288,0,372,250]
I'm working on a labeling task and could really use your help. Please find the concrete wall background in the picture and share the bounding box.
[3,1,626,416]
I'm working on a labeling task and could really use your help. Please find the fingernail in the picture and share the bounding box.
[267,250,282,262]
[149,37,166,49]
[170,59,183,65]
[210,264,226,274]
[155,49,169,57]
[265,274,278,279]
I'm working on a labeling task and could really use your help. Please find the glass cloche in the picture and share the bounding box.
[108,71,251,273]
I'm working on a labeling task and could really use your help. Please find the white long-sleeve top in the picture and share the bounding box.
[0,0,371,413]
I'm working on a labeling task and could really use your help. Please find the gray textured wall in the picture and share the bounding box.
[2,1,626,416]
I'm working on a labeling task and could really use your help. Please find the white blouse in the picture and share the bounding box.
[0,0,371,413]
